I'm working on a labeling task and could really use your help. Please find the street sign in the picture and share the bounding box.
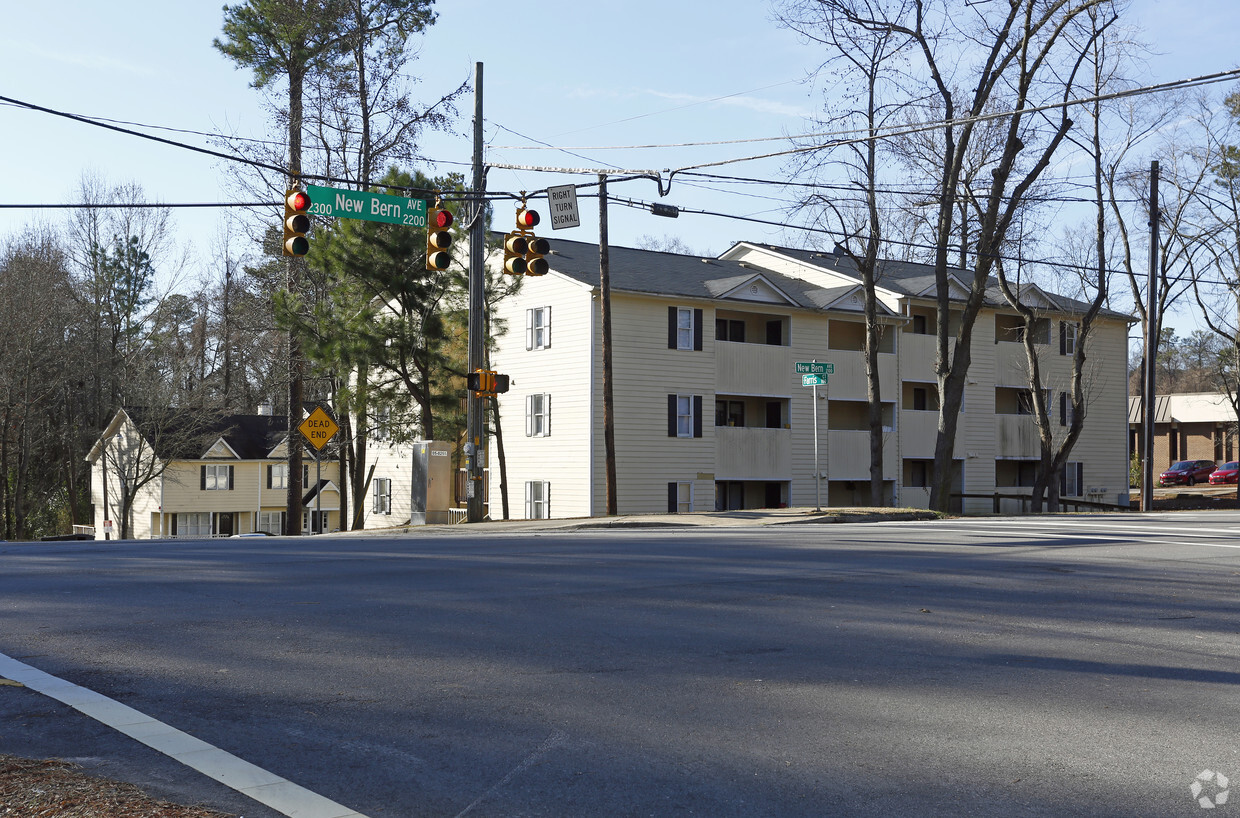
[548,185,580,230]
[298,406,339,452]
[795,362,834,376]
[305,184,427,227]
[802,374,826,387]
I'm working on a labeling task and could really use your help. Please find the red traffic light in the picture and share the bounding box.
[516,209,540,228]
[283,189,312,257]
[287,190,311,212]
[432,208,453,229]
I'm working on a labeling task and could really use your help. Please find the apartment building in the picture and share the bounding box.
[486,237,1132,518]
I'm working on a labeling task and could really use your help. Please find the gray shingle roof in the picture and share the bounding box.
[513,234,1130,320]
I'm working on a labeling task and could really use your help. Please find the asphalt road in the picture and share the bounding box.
[2,512,1239,817]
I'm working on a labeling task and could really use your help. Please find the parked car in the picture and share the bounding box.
[1209,461,1240,485]
[1159,459,1217,486]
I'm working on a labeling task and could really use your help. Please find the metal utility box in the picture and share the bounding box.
[411,441,453,524]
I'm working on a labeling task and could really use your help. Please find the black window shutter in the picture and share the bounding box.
[266,465,272,489]
[1076,463,1084,493]
[1059,392,1067,426]
[1059,467,1066,496]
[693,309,703,350]
[200,465,206,491]
[693,396,703,437]
[228,465,235,490]
[1059,322,1067,355]
[171,515,178,535]
[668,482,677,513]
[668,395,677,437]
[545,306,551,348]
[668,307,677,349]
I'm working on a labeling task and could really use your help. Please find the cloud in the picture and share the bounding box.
[644,89,811,119]
[5,40,154,77]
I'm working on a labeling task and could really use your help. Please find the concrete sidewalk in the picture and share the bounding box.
[363,506,943,537]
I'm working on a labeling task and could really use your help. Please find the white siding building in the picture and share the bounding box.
[487,237,1132,519]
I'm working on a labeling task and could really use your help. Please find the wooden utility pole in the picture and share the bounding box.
[599,175,618,515]
[466,62,487,522]
[1141,160,1159,512]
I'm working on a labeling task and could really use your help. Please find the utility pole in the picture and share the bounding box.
[599,174,618,515]
[1141,160,1159,512]
[466,61,486,523]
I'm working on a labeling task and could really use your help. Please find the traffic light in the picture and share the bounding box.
[283,189,311,257]
[511,206,551,276]
[502,232,528,276]
[426,205,453,270]
[525,234,550,276]
[467,370,510,396]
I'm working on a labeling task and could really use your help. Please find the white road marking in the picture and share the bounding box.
[0,651,369,818]
[454,729,568,818]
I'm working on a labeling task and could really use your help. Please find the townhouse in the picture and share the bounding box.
[487,237,1132,518]
[87,406,415,539]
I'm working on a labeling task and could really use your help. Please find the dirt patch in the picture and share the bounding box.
[0,754,236,818]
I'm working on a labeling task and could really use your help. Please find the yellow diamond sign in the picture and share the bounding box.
[298,406,339,451]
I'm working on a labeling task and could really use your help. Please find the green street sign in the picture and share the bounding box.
[802,374,826,387]
[305,184,427,227]
[794,361,834,375]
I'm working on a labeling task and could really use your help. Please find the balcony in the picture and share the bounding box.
[819,350,896,399]
[996,414,1043,458]
[826,430,897,480]
[715,426,791,480]
[715,341,793,395]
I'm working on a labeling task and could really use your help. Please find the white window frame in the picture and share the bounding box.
[526,393,551,437]
[373,477,392,515]
[676,395,694,438]
[526,306,551,350]
[269,463,288,490]
[1063,462,1083,497]
[525,481,550,519]
[258,511,283,535]
[204,464,231,491]
[181,512,211,537]
[676,481,693,513]
[676,307,694,350]
[1063,321,1079,355]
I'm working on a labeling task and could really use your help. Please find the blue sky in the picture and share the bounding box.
[1,0,1237,287]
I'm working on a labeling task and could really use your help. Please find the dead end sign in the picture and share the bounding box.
[298,406,339,451]
[548,185,580,230]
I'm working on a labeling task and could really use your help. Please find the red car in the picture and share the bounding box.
[1209,462,1240,485]
[1159,459,1217,487]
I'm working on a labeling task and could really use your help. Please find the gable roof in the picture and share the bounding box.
[110,408,291,461]
[511,234,1129,320]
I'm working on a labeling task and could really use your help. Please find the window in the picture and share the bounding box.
[258,511,284,535]
[526,306,551,350]
[1058,392,1076,428]
[667,307,703,350]
[912,314,928,335]
[268,464,288,489]
[669,394,702,438]
[1060,462,1084,497]
[178,512,211,537]
[1060,321,1078,356]
[201,464,233,491]
[372,409,390,442]
[668,481,693,513]
[913,387,927,412]
[526,393,551,437]
[525,481,550,519]
[373,477,392,514]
